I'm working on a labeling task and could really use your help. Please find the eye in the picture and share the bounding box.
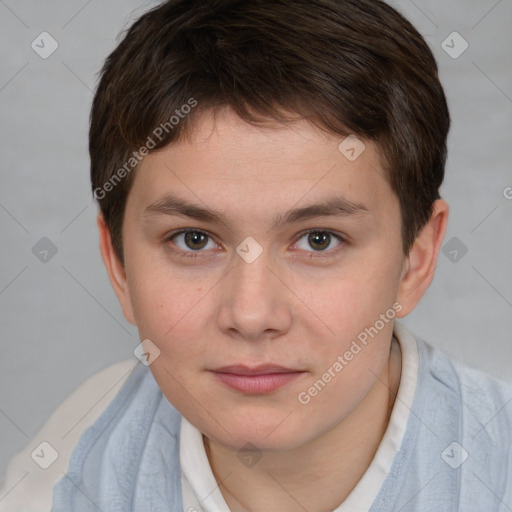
[165,228,346,260]
[293,230,344,254]
[166,229,218,257]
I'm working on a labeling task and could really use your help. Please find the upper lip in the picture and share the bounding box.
[212,364,303,375]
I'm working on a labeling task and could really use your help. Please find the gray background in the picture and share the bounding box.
[0,0,511,489]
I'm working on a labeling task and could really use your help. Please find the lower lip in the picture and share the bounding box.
[212,371,304,394]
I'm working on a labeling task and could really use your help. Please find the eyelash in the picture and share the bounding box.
[164,228,347,259]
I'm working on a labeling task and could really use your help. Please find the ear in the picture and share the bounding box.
[396,199,449,317]
[97,212,136,325]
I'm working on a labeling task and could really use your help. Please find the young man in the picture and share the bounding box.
[2,0,511,510]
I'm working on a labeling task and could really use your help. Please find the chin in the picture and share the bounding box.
[203,415,311,452]
[209,431,305,453]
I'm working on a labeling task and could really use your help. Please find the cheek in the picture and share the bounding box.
[125,233,195,318]
[295,271,400,415]
[298,266,401,400]
[127,273,171,338]
[127,271,213,408]
[133,289,209,350]
[310,263,401,344]
[126,280,242,410]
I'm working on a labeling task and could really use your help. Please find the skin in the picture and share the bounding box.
[98,107,448,511]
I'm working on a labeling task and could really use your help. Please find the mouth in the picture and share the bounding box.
[210,364,306,394]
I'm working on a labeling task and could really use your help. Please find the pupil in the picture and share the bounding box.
[185,232,208,250]
[309,232,329,250]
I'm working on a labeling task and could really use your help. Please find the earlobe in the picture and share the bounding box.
[97,213,137,325]
[396,199,449,317]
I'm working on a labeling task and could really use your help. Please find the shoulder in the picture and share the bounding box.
[52,358,182,511]
[413,329,512,431]
[378,324,512,509]
[0,358,139,512]
[407,326,512,503]
[407,323,512,433]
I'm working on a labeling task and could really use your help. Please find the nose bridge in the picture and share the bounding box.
[231,245,276,308]
[217,243,291,339]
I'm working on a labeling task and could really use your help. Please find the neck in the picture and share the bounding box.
[204,337,402,512]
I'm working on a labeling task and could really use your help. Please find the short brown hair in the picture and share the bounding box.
[90,0,450,265]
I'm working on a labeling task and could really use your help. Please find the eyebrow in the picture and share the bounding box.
[142,194,370,229]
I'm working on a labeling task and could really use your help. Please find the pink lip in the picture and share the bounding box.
[211,364,305,394]
[213,364,300,375]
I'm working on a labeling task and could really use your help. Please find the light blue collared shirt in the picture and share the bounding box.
[52,324,512,511]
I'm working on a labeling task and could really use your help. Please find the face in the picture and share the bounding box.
[112,108,413,452]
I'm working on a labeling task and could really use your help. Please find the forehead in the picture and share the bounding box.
[126,108,396,223]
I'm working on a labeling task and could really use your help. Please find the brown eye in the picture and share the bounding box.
[294,230,344,254]
[183,231,209,250]
[308,231,330,251]
[168,230,217,255]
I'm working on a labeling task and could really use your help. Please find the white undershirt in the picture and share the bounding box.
[180,322,419,512]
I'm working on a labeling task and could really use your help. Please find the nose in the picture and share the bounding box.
[216,247,292,342]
